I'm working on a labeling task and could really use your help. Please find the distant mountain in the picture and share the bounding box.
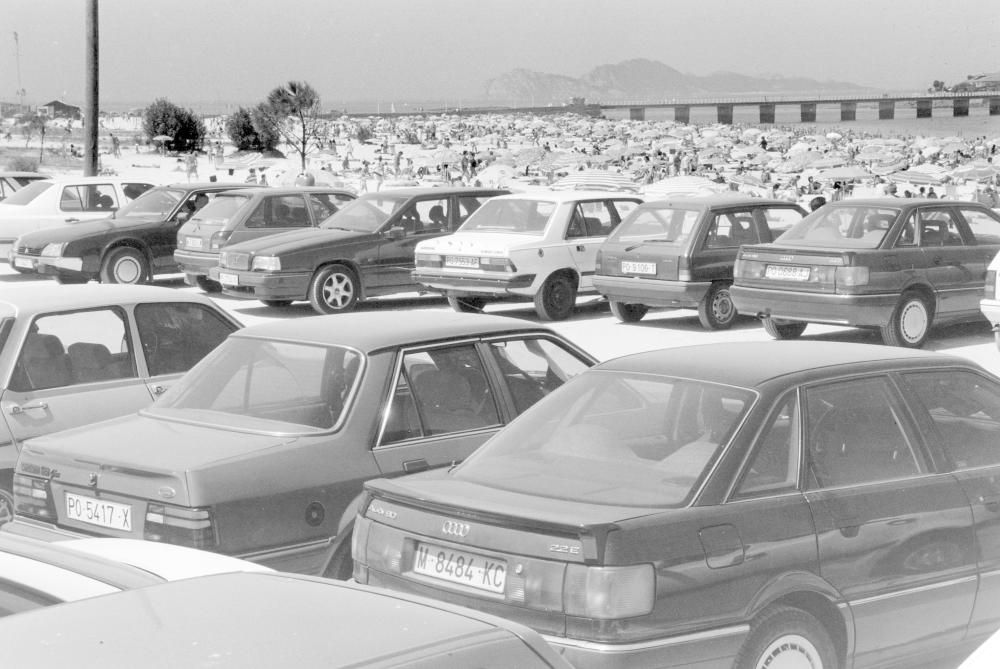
[483,58,872,103]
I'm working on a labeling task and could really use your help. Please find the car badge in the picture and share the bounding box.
[157,486,176,499]
[779,255,794,262]
[87,472,98,487]
[442,520,471,538]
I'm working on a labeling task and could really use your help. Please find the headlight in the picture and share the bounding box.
[252,256,281,271]
[41,243,67,257]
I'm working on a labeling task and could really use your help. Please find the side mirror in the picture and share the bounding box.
[387,226,405,240]
[176,210,192,224]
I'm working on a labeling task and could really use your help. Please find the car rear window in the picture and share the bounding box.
[777,205,899,248]
[458,198,557,235]
[2,180,51,205]
[191,193,253,231]
[116,187,185,217]
[607,206,702,246]
[454,371,754,507]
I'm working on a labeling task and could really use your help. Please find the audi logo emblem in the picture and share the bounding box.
[442,520,471,538]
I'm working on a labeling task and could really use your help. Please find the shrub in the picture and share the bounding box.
[7,156,39,171]
[225,105,279,152]
[142,98,206,152]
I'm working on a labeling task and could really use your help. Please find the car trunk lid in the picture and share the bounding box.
[597,238,683,280]
[737,243,852,293]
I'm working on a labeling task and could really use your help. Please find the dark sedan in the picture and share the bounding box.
[355,341,1000,669]
[9,182,250,284]
[731,198,1000,346]
[210,187,507,313]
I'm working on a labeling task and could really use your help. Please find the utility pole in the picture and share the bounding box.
[12,32,25,112]
[84,0,99,176]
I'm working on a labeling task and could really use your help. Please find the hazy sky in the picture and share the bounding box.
[2,0,998,108]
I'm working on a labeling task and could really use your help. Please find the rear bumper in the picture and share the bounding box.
[209,267,311,301]
[174,249,220,278]
[412,270,537,297]
[731,285,898,327]
[593,275,711,308]
[2,517,93,542]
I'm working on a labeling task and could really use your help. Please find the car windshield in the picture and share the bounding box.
[150,337,364,433]
[454,371,755,507]
[2,180,52,205]
[115,187,185,217]
[321,195,409,232]
[607,206,702,245]
[190,193,253,230]
[457,198,557,235]
[776,205,899,248]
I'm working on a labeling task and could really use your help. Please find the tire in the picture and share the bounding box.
[762,318,807,340]
[54,274,88,285]
[308,264,359,314]
[609,300,648,323]
[0,488,13,525]
[322,537,354,581]
[735,605,837,669]
[195,276,222,293]
[697,282,737,330]
[261,299,293,308]
[100,247,148,285]
[447,296,487,313]
[533,273,576,321]
[880,292,932,348]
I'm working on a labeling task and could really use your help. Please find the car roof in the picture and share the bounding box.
[235,310,557,353]
[37,176,156,185]
[597,341,965,389]
[358,186,509,199]
[157,182,250,190]
[489,189,643,203]
[0,172,50,179]
[638,195,800,209]
[0,284,222,318]
[0,572,552,667]
[823,198,978,209]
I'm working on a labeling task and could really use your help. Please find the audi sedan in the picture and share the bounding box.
[355,341,1000,669]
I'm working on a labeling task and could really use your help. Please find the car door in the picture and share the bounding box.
[897,368,1000,639]
[914,206,982,317]
[690,207,762,283]
[801,374,976,666]
[565,199,640,290]
[227,194,315,247]
[147,191,210,271]
[0,308,154,450]
[373,196,452,289]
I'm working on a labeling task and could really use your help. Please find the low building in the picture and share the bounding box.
[37,99,82,120]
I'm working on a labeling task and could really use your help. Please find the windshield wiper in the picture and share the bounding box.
[625,238,673,252]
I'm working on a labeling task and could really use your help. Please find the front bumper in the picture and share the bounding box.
[593,275,711,309]
[731,285,899,327]
[412,269,537,298]
[210,266,311,301]
[11,253,85,275]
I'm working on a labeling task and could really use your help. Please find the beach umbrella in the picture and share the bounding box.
[514,146,545,166]
[817,166,870,181]
[888,169,945,185]
[951,160,1000,182]
[538,151,583,171]
[152,134,172,142]
[551,169,638,192]
[433,148,461,164]
[643,176,726,200]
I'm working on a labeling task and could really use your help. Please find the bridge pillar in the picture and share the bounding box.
[800,103,816,123]
[953,98,969,117]
[991,97,1000,116]
[758,103,775,124]
[674,105,690,124]
[840,102,856,121]
[629,107,645,121]
[716,104,733,124]
[916,99,933,118]
[879,100,895,120]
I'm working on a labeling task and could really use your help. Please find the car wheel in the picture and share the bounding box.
[100,247,148,285]
[735,605,837,669]
[697,282,737,330]
[308,264,359,314]
[880,292,932,348]
[533,273,576,321]
[322,537,354,581]
[447,296,486,313]
[261,299,293,308]
[0,487,13,525]
[609,300,648,323]
[54,275,88,285]
[195,276,222,293]
[762,318,807,340]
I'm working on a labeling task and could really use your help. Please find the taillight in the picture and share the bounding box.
[415,253,443,268]
[563,564,655,619]
[479,257,516,272]
[144,503,216,549]
[986,270,997,300]
[735,258,766,279]
[12,474,56,520]
[209,230,232,251]
[677,256,691,281]
[836,266,870,288]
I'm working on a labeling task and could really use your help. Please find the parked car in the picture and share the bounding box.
[0,532,269,617]
[412,190,642,320]
[210,187,506,312]
[174,186,356,292]
[355,341,1000,669]
[593,196,805,329]
[0,571,573,668]
[9,182,250,284]
[978,250,1000,350]
[0,172,50,202]
[731,198,1000,347]
[0,283,241,523]
[10,311,595,578]
[960,624,1000,669]
[0,176,157,259]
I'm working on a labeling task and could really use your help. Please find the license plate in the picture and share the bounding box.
[621,261,656,275]
[13,257,33,269]
[65,492,132,532]
[185,236,203,250]
[445,255,480,269]
[218,272,239,287]
[412,542,507,594]
[765,264,811,281]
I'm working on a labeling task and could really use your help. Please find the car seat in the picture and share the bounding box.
[413,369,488,434]
[19,333,73,390]
[67,343,116,383]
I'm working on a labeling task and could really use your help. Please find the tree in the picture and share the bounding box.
[225,105,279,152]
[259,81,327,172]
[29,114,48,163]
[142,98,207,152]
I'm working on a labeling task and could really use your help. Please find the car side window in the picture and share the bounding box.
[734,393,800,498]
[62,185,117,212]
[566,205,588,239]
[805,377,923,489]
[10,308,137,392]
[134,303,236,377]
[417,198,450,233]
[761,207,805,239]
[705,211,757,248]
[918,209,965,246]
[122,182,153,201]
[902,370,1000,469]
[487,337,590,414]
[381,345,501,443]
[896,213,917,246]
[959,207,1000,244]
[579,201,615,237]
[308,192,353,222]
[611,199,640,222]
[247,195,311,229]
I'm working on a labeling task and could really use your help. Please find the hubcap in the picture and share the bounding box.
[115,257,141,283]
[899,300,928,343]
[322,273,353,308]
[712,290,734,322]
[755,633,823,669]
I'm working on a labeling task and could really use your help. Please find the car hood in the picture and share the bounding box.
[16,215,162,246]
[225,227,374,256]
[417,232,541,255]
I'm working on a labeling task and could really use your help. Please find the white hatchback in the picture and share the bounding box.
[413,190,642,320]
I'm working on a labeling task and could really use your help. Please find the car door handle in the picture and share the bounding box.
[931,256,943,265]
[979,494,1000,512]
[575,245,585,252]
[64,217,80,223]
[9,402,49,415]
[402,459,429,473]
